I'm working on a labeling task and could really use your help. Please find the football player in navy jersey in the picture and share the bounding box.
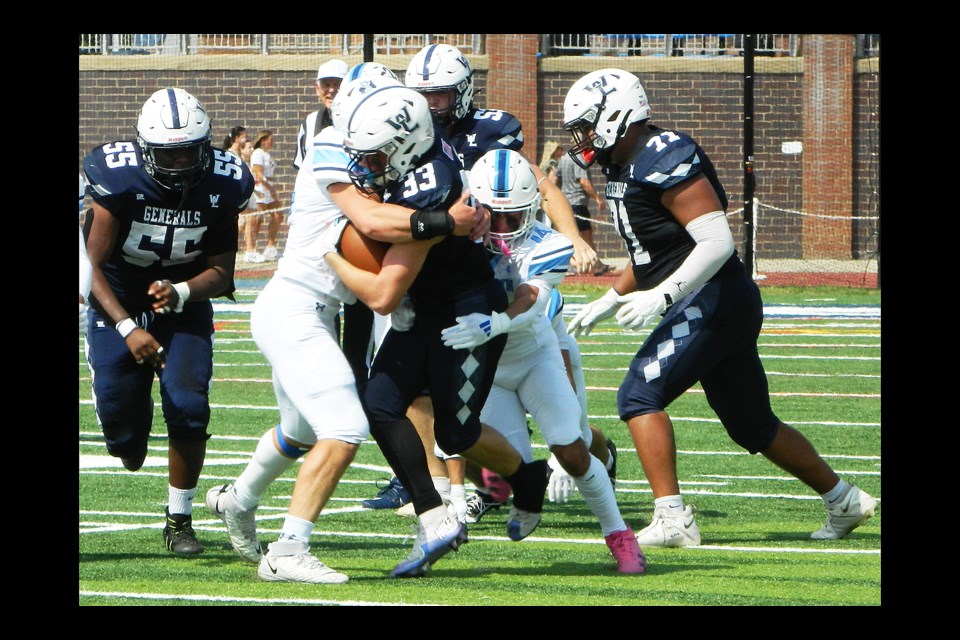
[83,88,255,556]
[405,43,597,272]
[331,85,549,578]
[402,43,609,519]
[563,69,876,546]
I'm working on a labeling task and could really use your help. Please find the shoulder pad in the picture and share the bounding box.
[631,131,703,189]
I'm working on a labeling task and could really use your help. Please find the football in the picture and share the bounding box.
[340,221,389,274]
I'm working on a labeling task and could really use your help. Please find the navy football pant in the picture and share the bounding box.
[85,303,214,459]
[617,266,779,454]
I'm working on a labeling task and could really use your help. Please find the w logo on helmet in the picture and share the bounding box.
[589,75,618,97]
[386,106,420,134]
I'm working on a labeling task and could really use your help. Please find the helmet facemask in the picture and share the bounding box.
[138,138,211,191]
[136,88,212,192]
[346,147,394,196]
[487,198,539,256]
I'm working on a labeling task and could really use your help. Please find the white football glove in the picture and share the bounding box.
[319,215,349,258]
[79,303,88,335]
[567,288,622,337]
[440,311,511,350]
[547,453,576,503]
[390,296,416,332]
[615,290,668,331]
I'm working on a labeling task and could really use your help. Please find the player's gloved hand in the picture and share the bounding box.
[320,215,349,258]
[615,290,669,331]
[79,303,88,335]
[441,311,511,350]
[546,453,576,503]
[567,288,621,337]
[391,295,416,332]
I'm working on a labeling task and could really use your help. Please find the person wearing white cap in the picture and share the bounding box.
[292,58,348,170]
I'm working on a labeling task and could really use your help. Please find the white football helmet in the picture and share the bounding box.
[404,44,474,124]
[331,65,402,132]
[562,68,650,169]
[136,88,212,190]
[468,149,541,255]
[342,86,435,193]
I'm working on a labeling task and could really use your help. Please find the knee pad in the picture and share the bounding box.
[275,424,310,459]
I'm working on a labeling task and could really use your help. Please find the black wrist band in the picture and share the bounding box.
[410,209,455,240]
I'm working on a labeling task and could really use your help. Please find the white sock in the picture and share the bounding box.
[574,456,626,536]
[168,485,197,516]
[432,476,452,494]
[654,495,684,514]
[268,538,309,557]
[278,514,314,545]
[820,480,851,507]
[419,505,450,531]
[234,428,298,510]
[450,484,465,502]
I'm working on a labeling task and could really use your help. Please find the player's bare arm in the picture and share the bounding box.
[325,237,441,314]
[329,183,485,243]
[86,202,164,368]
[533,164,598,273]
[148,250,236,315]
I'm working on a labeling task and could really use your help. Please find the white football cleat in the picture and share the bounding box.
[205,483,263,563]
[258,540,349,584]
[635,505,702,548]
[811,485,877,540]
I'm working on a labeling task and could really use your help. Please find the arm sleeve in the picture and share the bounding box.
[655,210,735,300]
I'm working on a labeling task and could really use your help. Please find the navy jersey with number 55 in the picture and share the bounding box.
[83,140,254,311]
[447,107,523,171]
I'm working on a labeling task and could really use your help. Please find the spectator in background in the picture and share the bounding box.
[556,144,612,276]
[224,125,247,159]
[539,141,564,187]
[293,58,347,171]
[247,130,282,263]
[224,126,257,241]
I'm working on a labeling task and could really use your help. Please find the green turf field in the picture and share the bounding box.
[78,282,881,606]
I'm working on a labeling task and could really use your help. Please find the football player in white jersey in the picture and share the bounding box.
[79,174,92,334]
[440,149,645,573]
[204,65,473,584]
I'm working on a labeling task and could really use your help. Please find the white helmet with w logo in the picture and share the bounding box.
[563,69,650,168]
[342,86,434,192]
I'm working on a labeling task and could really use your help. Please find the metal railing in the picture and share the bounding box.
[78,34,484,56]
[78,33,879,58]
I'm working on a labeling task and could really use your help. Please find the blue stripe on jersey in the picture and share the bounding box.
[547,288,564,321]
[421,45,439,79]
[528,246,575,278]
[494,149,509,197]
[166,88,181,128]
[348,64,366,82]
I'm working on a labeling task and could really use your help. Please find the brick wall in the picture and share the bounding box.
[79,48,879,262]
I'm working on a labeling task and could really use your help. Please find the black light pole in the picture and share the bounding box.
[363,34,374,63]
[743,34,756,276]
